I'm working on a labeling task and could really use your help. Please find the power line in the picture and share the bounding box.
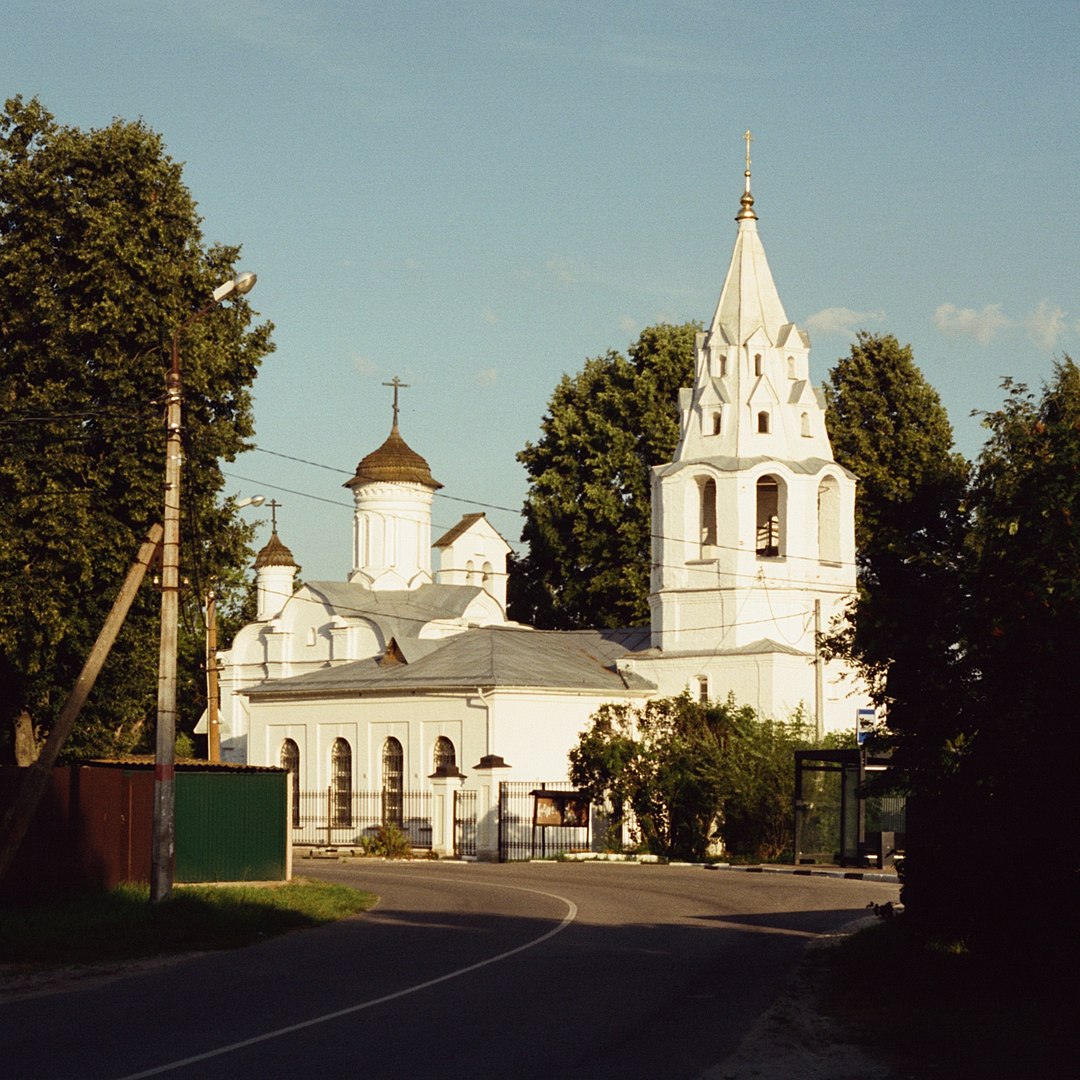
[249,446,524,515]
[243,443,860,572]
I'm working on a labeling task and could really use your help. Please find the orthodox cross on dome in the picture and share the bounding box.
[737,128,757,221]
[268,498,281,532]
[383,376,410,427]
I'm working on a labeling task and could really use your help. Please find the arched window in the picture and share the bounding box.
[719,355,728,378]
[281,739,300,828]
[382,736,404,826]
[818,475,842,564]
[787,355,796,378]
[331,737,352,827]
[695,675,709,703]
[699,477,717,554]
[433,736,456,772]
[481,561,493,587]
[466,559,475,584]
[756,476,782,557]
[800,411,811,437]
[757,411,770,434]
[711,410,722,436]
[754,353,763,377]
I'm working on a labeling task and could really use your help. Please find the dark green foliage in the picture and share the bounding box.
[510,322,698,628]
[0,880,375,967]
[824,916,1077,1079]
[0,97,273,760]
[907,360,1080,952]
[569,695,820,861]
[822,333,969,699]
[826,339,1080,964]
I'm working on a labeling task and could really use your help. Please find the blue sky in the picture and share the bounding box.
[6,1,1079,580]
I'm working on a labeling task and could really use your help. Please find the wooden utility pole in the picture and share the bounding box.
[814,599,824,741]
[206,589,220,763]
[0,524,164,886]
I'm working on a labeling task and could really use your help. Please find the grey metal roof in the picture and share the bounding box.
[628,637,809,659]
[245,626,656,698]
[433,512,486,548]
[302,581,489,640]
[654,455,856,480]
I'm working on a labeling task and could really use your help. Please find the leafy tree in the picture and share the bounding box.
[826,347,1080,967]
[823,332,970,694]
[510,323,698,629]
[822,333,978,933]
[570,694,823,861]
[904,360,1080,953]
[0,97,273,761]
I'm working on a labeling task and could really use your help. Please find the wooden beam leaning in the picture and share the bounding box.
[0,523,164,885]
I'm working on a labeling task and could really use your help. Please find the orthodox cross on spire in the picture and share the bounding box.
[268,498,281,533]
[383,376,410,428]
[736,128,758,221]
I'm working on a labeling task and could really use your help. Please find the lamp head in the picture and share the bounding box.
[212,271,258,304]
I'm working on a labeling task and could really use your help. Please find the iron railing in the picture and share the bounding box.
[295,789,432,848]
[454,789,477,857]
[499,781,590,862]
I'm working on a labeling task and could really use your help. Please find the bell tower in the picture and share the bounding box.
[639,136,862,730]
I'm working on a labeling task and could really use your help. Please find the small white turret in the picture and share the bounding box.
[254,504,299,621]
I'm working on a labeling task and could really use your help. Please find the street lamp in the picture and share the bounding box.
[151,271,257,904]
[205,494,265,764]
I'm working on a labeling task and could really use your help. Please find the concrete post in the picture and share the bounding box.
[427,765,466,857]
[471,754,511,862]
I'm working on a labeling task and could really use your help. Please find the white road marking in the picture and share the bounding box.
[116,882,578,1079]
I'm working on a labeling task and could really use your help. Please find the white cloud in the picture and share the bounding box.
[619,316,638,337]
[480,307,499,326]
[475,368,498,387]
[804,307,885,336]
[934,303,1010,346]
[352,354,377,378]
[546,258,579,286]
[1024,299,1068,352]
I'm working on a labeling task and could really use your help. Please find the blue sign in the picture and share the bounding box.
[857,708,876,745]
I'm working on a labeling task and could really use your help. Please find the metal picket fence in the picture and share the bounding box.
[498,781,590,862]
[295,789,432,848]
[454,789,478,857]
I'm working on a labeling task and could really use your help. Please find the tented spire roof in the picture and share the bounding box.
[708,139,789,346]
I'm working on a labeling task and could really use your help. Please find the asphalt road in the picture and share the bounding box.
[0,861,898,1080]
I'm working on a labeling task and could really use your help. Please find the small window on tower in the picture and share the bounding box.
[695,675,709,703]
[801,412,811,437]
[757,411,770,434]
[754,354,763,377]
[787,355,796,378]
[711,411,722,435]
[719,355,728,378]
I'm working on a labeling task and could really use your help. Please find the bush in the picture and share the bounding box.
[360,825,413,859]
[570,695,827,862]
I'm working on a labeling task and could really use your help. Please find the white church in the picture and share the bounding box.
[214,154,869,848]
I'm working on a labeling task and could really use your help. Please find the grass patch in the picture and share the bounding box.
[0,878,375,971]
[821,915,1076,1078]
